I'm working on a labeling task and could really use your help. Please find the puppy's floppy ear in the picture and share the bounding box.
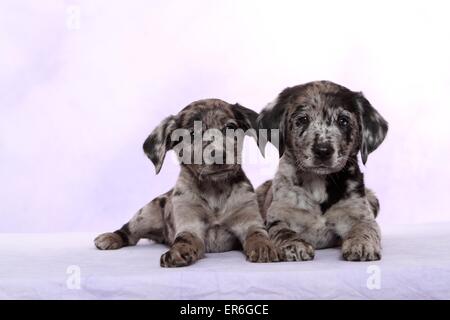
[232,103,264,154]
[354,92,388,164]
[233,103,258,131]
[143,115,178,174]
[256,87,292,157]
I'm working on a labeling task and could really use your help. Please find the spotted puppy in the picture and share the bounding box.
[95,99,278,267]
[256,81,388,261]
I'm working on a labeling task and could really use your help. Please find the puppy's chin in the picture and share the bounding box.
[302,166,340,175]
[198,166,239,181]
[205,171,235,181]
[298,160,347,175]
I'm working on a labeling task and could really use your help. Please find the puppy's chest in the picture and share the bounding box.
[201,192,239,252]
[202,192,230,219]
[292,179,341,248]
[201,194,233,230]
[303,178,328,205]
[291,177,344,218]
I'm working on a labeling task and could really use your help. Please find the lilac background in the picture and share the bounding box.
[1,1,450,232]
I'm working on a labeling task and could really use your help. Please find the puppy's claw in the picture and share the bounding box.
[244,235,279,263]
[278,239,315,262]
[160,244,201,268]
[342,238,381,261]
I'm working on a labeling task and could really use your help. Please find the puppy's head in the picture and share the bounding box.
[258,81,388,174]
[143,99,258,181]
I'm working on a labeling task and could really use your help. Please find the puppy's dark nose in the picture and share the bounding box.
[313,143,334,161]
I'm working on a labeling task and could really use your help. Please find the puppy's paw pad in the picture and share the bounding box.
[279,239,315,262]
[342,239,381,261]
[94,232,123,250]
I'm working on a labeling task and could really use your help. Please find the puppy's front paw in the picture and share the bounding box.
[160,244,201,268]
[278,238,315,262]
[342,238,381,261]
[94,232,124,250]
[244,237,279,263]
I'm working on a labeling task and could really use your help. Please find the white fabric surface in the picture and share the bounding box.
[1,223,449,299]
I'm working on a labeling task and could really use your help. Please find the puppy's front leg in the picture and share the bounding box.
[160,201,206,268]
[160,231,205,268]
[227,199,279,263]
[243,228,279,263]
[266,203,315,261]
[340,220,381,261]
[328,198,382,261]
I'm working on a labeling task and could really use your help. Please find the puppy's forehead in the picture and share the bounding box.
[178,99,235,127]
[290,81,354,110]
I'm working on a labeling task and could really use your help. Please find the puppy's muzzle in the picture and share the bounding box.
[313,142,334,162]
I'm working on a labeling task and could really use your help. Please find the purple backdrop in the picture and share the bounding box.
[1,1,450,232]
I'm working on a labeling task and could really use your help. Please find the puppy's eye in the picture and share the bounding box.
[295,115,309,126]
[225,123,238,130]
[338,115,350,128]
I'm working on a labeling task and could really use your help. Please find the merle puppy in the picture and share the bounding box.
[95,99,278,267]
[256,81,388,261]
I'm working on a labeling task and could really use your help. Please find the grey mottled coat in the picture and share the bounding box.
[256,81,388,262]
[95,99,278,267]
